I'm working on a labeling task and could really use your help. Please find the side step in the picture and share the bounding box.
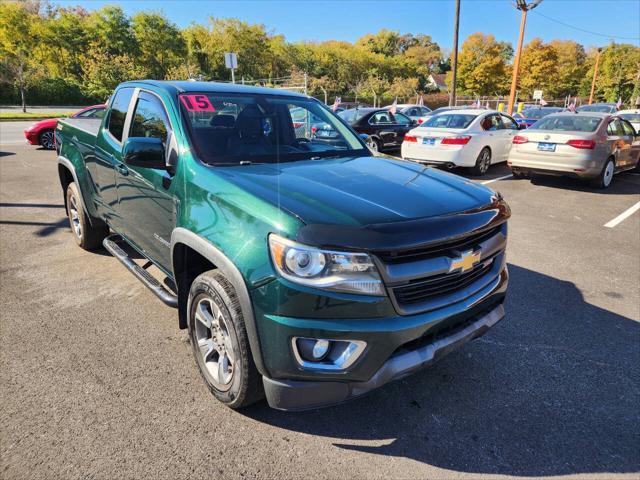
[103,234,178,308]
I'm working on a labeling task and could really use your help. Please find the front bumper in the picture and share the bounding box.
[263,301,505,411]
[24,130,39,145]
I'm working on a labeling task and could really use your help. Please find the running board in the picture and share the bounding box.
[103,234,178,308]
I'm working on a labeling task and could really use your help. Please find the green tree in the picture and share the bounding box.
[596,43,640,102]
[0,2,44,111]
[549,40,587,98]
[81,50,145,100]
[131,12,186,79]
[519,38,559,98]
[453,33,512,96]
[385,77,419,103]
[86,6,137,57]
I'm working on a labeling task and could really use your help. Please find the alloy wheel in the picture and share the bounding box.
[193,297,235,390]
[69,195,82,239]
[40,131,55,150]
[603,160,614,187]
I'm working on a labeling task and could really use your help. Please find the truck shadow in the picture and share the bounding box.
[244,264,640,477]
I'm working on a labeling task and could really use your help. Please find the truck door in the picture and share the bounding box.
[94,87,135,231]
[115,90,176,272]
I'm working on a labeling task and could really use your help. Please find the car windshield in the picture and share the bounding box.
[420,114,477,129]
[180,93,366,165]
[522,108,562,119]
[529,115,602,132]
[620,113,640,122]
[338,108,369,123]
[577,104,614,113]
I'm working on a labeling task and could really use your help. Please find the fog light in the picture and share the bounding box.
[292,337,367,371]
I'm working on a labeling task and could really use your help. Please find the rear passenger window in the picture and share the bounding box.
[130,92,171,144]
[621,120,636,136]
[107,88,134,141]
[501,114,519,130]
[607,120,623,136]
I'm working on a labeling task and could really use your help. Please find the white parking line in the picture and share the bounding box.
[604,201,640,228]
[481,174,513,185]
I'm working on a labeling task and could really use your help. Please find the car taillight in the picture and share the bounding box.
[441,135,471,145]
[566,139,595,149]
[403,135,417,143]
[512,135,528,144]
[417,118,423,124]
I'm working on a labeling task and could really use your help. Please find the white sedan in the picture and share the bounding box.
[401,109,523,175]
[617,109,640,133]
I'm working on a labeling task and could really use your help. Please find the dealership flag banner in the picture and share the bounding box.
[389,97,397,114]
[332,97,341,112]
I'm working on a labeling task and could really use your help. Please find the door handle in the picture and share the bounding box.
[115,163,129,176]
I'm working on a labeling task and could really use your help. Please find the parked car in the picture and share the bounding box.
[416,105,480,124]
[23,104,105,150]
[55,80,510,411]
[576,103,618,114]
[382,104,432,123]
[508,112,640,188]
[513,106,565,128]
[617,109,640,132]
[402,109,523,175]
[338,107,415,152]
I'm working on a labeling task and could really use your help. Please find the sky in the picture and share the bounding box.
[55,0,640,49]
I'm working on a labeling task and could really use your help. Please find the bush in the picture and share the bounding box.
[0,77,101,105]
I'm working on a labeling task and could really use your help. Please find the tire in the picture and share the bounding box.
[590,157,615,189]
[367,137,381,153]
[66,182,109,250]
[188,270,263,409]
[469,147,491,176]
[39,129,55,150]
[511,168,528,179]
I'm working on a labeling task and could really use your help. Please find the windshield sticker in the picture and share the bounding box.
[180,94,215,112]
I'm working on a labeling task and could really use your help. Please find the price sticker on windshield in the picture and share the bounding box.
[179,94,215,112]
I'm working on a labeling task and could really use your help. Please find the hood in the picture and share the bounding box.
[216,156,496,227]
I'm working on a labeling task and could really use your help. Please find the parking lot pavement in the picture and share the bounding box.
[0,121,33,146]
[1,145,639,480]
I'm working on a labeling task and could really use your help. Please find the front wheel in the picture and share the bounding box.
[66,182,109,250]
[469,147,491,176]
[39,129,55,150]
[590,157,615,189]
[188,270,263,409]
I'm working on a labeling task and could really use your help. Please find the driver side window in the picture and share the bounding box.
[129,92,171,145]
[394,113,412,126]
[500,114,519,130]
[370,112,392,124]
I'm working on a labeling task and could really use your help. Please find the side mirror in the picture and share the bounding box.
[123,137,166,169]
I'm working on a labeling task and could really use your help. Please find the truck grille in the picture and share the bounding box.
[392,258,494,305]
[376,225,501,264]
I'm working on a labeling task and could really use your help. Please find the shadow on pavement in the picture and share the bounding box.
[528,172,640,195]
[245,264,640,477]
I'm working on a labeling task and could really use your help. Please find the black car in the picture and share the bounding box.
[337,108,415,152]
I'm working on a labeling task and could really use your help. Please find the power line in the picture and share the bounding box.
[530,10,640,41]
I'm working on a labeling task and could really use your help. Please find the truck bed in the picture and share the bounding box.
[58,117,102,146]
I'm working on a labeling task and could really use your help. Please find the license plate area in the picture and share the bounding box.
[422,137,436,145]
[537,142,556,152]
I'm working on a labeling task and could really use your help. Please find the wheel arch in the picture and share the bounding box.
[57,156,91,223]
[170,227,269,377]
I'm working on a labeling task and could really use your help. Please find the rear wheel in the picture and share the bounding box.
[66,182,109,250]
[367,137,380,153]
[590,157,615,189]
[188,270,263,409]
[469,147,491,176]
[39,129,55,150]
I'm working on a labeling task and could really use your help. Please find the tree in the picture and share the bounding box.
[131,12,186,79]
[549,40,587,98]
[596,43,640,103]
[81,50,145,100]
[0,2,44,111]
[386,77,419,103]
[86,6,137,57]
[453,33,512,96]
[357,29,401,56]
[519,38,559,98]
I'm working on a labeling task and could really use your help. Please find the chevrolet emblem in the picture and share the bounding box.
[450,250,481,273]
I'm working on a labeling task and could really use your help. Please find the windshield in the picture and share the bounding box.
[180,93,366,165]
[620,113,640,122]
[577,104,615,113]
[421,114,477,129]
[522,108,563,119]
[529,115,602,132]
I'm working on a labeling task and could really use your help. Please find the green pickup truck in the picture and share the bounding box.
[55,80,510,411]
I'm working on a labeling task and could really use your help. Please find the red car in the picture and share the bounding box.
[23,104,106,150]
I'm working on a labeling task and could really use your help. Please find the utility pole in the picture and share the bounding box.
[507,0,543,115]
[450,0,461,107]
[589,48,602,105]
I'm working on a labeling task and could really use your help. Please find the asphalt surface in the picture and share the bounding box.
[1,140,639,480]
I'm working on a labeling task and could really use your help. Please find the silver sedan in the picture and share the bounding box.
[508,112,640,188]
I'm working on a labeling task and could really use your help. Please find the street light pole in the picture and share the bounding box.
[589,48,602,105]
[507,0,543,115]
[450,0,461,107]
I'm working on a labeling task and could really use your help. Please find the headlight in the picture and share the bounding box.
[268,234,385,296]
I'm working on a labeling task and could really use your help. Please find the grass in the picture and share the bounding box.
[0,112,74,121]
